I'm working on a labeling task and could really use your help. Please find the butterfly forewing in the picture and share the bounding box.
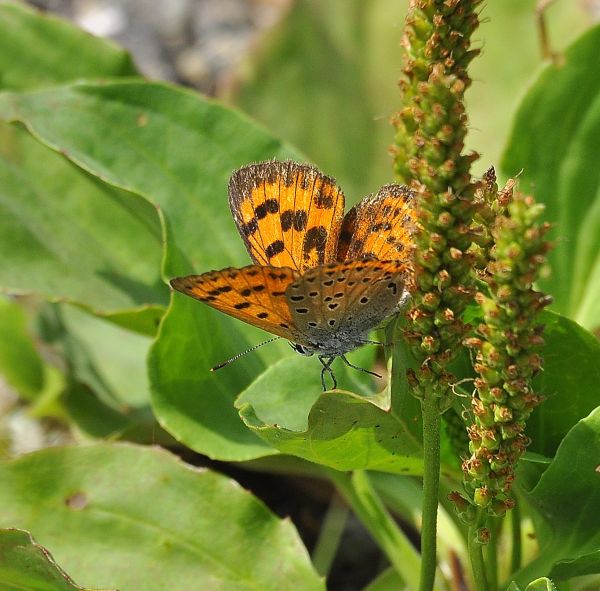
[337,184,415,263]
[170,265,303,341]
[229,161,345,273]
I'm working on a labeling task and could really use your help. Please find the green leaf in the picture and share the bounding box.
[149,294,279,460]
[0,528,114,591]
[0,296,44,400]
[60,304,152,409]
[527,311,600,457]
[63,382,151,441]
[239,387,423,474]
[235,347,378,432]
[0,444,324,591]
[37,304,171,443]
[507,581,557,591]
[230,0,588,198]
[0,80,308,457]
[235,320,423,472]
[152,297,377,461]
[236,355,328,433]
[526,578,557,591]
[0,125,167,316]
[551,551,600,581]
[0,1,138,91]
[0,80,303,276]
[502,25,600,331]
[514,407,600,586]
[0,4,162,330]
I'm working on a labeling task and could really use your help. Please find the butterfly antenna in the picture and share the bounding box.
[211,337,281,371]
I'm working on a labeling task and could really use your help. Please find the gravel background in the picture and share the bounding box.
[26,0,291,94]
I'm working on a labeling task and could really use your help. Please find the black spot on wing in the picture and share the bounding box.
[254,199,279,220]
[241,218,258,236]
[314,190,333,209]
[280,210,294,231]
[372,222,392,232]
[303,226,328,264]
[265,240,285,259]
[280,209,308,232]
[294,210,308,231]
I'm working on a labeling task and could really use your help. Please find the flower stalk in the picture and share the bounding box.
[393,2,484,590]
[462,193,552,517]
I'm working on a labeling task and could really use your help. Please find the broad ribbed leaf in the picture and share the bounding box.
[0,80,306,459]
[528,312,600,457]
[514,408,600,585]
[0,444,324,591]
[502,25,600,331]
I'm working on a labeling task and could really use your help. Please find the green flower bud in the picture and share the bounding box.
[474,486,491,507]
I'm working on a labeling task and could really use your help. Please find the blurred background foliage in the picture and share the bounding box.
[227,0,589,198]
[25,0,592,200]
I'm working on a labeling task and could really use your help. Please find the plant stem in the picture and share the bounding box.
[311,492,348,577]
[485,518,499,591]
[419,393,441,591]
[468,511,489,591]
[510,500,522,574]
[327,469,427,591]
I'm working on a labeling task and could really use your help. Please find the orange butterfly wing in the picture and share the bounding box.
[171,265,303,341]
[228,161,345,273]
[337,184,415,264]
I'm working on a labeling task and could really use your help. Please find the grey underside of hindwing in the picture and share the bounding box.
[285,263,407,355]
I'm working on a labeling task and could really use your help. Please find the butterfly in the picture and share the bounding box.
[171,160,415,390]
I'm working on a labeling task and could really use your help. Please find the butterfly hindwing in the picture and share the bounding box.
[285,259,410,350]
[171,265,303,341]
[228,161,345,273]
[337,184,415,263]
[333,259,410,334]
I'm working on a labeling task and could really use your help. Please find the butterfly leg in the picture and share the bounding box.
[318,356,337,391]
[340,355,382,380]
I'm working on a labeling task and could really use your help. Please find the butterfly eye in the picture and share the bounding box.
[291,343,314,356]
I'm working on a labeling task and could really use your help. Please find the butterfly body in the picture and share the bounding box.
[171,161,415,389]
